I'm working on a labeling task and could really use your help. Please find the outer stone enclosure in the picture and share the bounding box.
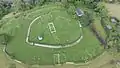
[6,4,103,65]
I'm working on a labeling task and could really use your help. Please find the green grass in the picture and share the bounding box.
[29,8,81,45]
[54,27,103,63]
[1,3,104,65]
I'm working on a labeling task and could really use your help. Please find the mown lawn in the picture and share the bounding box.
[58,27,103,63]
[29,9,81,45]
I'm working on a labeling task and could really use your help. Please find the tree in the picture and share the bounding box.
[67,5,75,15]
[14,0,32,11]
[38,0,45,6]
[94,2,108,17]
[86,10,94,24]
[0,1,12,19]
[61,0,69,8]
[79,10,94,27]
[30,0,36,6]
[13,0,25,11]
[68,0,75,3]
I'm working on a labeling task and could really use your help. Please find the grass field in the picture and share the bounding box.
[29,9,81,45]
[0,3,104,65]
[0,47,116,68]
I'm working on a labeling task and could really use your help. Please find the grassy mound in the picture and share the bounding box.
[1,3,103,65]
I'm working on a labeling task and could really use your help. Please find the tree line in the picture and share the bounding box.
[0,0,104,19]
[0,0,12,19]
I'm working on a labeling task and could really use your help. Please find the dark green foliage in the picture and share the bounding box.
[100,17,110,36]
[79,10,94,27]
[38,0,46,6]
[0,1,12,19]
[18,0,29,11]
[67,5,75,15]
[85,10,94,24]
[0,34,14,45]
[106,17,120,50]
[29,0,37,6]
[90,23,107,48]
[61,0,69,8]
[94,2,108,17]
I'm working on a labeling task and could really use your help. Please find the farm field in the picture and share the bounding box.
[1,3,103,65]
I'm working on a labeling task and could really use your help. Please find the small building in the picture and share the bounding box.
[106,25,112,30]
[110,17,117,23]
[111,18,117,23]
[108,0,115,3]
[37,36,43,41]
[76,8,84,17]
[110,16,120,23]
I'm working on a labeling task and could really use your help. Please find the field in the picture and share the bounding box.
[1,3,103,65]
[28,8,81,45]
[0,46,117,68]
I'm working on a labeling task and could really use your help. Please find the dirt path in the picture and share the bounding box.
[105,3,120,19]
[0,46,25,68]
[0,47,8,68]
